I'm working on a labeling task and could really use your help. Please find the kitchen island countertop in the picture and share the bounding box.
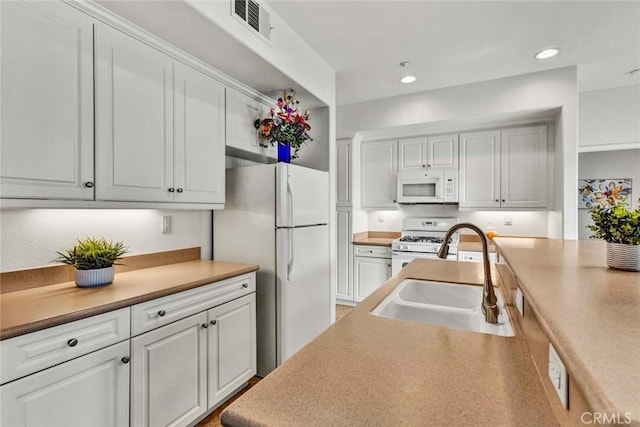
[493,238,640,424]
[221,258,556,426]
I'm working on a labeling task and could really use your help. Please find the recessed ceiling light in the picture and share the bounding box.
[400,75,416,84]
[535,48,560,60]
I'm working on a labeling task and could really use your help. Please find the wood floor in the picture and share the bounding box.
[197,305,354,426]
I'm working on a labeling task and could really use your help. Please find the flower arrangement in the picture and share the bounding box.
[255,90,312,160]
[588,199,640,245]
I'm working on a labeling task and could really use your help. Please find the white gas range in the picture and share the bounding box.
[391,217,460,275]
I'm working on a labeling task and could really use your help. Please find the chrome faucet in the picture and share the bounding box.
[437,223,499,324]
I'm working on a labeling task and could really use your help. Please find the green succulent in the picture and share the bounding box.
[588,200,640,245]
[54,237,128,270]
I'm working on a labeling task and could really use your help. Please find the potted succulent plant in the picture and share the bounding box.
[54,237,128,287]
[588,200,640,271]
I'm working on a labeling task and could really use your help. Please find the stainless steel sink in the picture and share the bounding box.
[371,279,514,337]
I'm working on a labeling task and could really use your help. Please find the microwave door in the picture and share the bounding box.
[398,179,441,203]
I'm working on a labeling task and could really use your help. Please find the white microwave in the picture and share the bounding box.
[396,169,458,204]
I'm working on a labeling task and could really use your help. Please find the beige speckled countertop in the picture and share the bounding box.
[457,233,497,253]
[222,259,556,426]
[494,238,640,424]
[352,231,400,246]
[0,260,259,340]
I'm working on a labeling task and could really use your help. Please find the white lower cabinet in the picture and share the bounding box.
[0,341,130,427]
[131,312,208,427]
[353,245,392,303]
[457,250,498,264]
[131,292,257,427]
[208,293,257,408]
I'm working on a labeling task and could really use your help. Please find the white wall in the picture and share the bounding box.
[296,106,329,172]
[368,207,548,237]
[0,210,212,272]
[579,85,640,150]
[577,149,640,240]
[338,67,578,239]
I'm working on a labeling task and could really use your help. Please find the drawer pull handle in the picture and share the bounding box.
[242,283,249,288]
[67,338,78,347]
[201,323,208,329]
[158,310,166,317]
[121,356,130,364]
[210,320,217,326]
[83,181,94,188]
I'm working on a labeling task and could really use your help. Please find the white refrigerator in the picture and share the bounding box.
[213,163,330,376]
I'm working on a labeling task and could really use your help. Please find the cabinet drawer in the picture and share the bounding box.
[0,308,130,385]
[131,273,256,336]
[354,245,391,258]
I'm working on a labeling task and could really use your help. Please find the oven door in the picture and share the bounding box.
[391,251,456,275]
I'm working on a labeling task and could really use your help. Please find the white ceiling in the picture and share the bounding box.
[268,0,640,105]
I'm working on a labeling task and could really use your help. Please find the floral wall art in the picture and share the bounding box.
[578,178,632,209]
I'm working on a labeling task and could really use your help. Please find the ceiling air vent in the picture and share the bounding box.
[232,0,271,41]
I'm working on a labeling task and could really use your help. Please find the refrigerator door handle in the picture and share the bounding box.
[287,178,293,227]
[287,228,294,280]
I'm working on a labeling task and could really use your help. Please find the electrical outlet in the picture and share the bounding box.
[504,215,513,226]
[548,344,568,408]
[515,288,524,316]
[161,216,172,234]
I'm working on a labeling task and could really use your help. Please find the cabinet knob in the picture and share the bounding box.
[387,264,391,267]
[427,164,431,168]
[168,187,175,193]
[157,310,166,317]
[495,199,499,202]
[67,338,78,347]
[201,323,208,329]
[83,182,94,188]
[393,200,396,203]
[242,283,249,288]
[176,188,184,193]
[121,356,130,364]
[210,320,217,326]
[502,199,505,202]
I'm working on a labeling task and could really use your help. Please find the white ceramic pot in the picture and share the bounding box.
[74,266,115,287]
[606,242,640,272]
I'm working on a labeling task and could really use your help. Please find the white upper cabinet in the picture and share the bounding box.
[459,126,547,208]
[398,134,458,172]
[226,88,276,161]
[173,63,226,204]
[95,23,225,205]
[336,139,352,206]
[500,126,548,208]
[95,23,174,203]
[361,140,398,209]
[0,1,94,200]
[427,134,459,169]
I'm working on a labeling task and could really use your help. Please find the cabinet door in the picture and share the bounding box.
[1,341,129,427]
[336,208,353,300]
[501,126,547,208]
[131,312,207,427]
[361,140,398,209]
[173,63,226,204]
[225,88,277,160]
[398,137,426,172]
[354,257,391,302]
[208,293,256,409]
[0,1,94,200]
[459,130,501,208]
[427,134,458,169]
[95,23,174,202]
[336,139,352,206]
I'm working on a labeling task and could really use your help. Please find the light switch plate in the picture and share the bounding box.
[515,288,524,316]
[548,343,568,408]
[161,216,172,234]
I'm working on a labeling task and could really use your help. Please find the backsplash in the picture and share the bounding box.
[367,205,549,237]
[0,209,211,272]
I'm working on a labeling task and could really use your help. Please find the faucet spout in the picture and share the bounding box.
[437,222,499,324]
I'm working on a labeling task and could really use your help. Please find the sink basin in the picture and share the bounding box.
[371,279,514,337]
